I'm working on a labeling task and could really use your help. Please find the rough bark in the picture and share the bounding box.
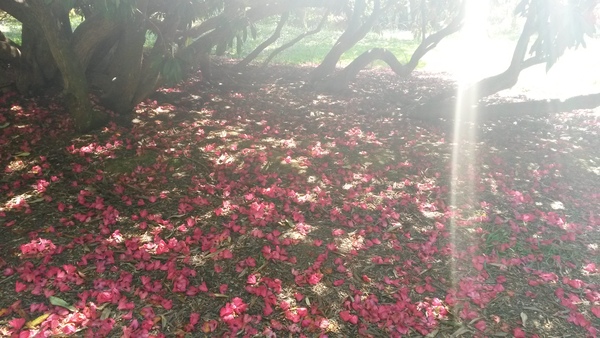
[71,14,122,72]
[29,1,105,132]
[236,12,289,69]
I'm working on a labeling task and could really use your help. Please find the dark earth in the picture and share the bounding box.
[1,63,599,337]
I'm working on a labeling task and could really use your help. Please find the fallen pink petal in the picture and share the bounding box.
[1,3,599,336]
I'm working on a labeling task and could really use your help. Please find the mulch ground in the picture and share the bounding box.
[0,62,599,337]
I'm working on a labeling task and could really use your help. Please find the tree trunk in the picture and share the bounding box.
[236,12,289,69]
[463,12,543,100]
[71,14,122,72]
[318,1,465,91]
[308,0,381,83]
[261,10,328,68]
[29,0,105,132]
[15,24,59,94]
[103,2,149,115]
[317,48,409,91]
[408,93,600,122]
[183,0,339,42]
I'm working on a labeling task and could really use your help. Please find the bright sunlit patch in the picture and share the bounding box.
[454,0,491,84]
[5,159,28,173]
[2,192,37,212]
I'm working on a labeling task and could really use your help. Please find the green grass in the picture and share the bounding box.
[0,15,22,45]
[230,21,421,67]
[1,14,84,45]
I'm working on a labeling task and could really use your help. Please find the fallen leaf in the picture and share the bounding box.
[520,312,527,327]
[49,296,76,312]
[25,313,50,329]
[451,326,471,337]
[100,307,112,320]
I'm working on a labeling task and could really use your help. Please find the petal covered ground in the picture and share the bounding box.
[0,65,599,337]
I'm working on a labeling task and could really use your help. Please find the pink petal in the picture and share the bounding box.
[15,281,27,293]
[474,320,486,331]
[9,317,26,330]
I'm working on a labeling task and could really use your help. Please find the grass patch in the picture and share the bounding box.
[231,21,420,67]
[0,15,22,45]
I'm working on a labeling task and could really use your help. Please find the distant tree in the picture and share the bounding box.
[312,0,466,90]
[468,0,599,99]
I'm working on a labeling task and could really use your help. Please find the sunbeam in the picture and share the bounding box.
[449,0,490,294]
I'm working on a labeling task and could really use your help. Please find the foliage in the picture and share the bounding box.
[408,0,464,41]
[516,0,598,70]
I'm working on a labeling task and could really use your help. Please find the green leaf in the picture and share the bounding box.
[49,296,76,312]
[0,122,9,129]
[25,313,50,329]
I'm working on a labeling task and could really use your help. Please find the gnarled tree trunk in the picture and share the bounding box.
[29,0,106,131]
[308,0,381,83]
[317,1,466,91]
[463,12,542,100]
